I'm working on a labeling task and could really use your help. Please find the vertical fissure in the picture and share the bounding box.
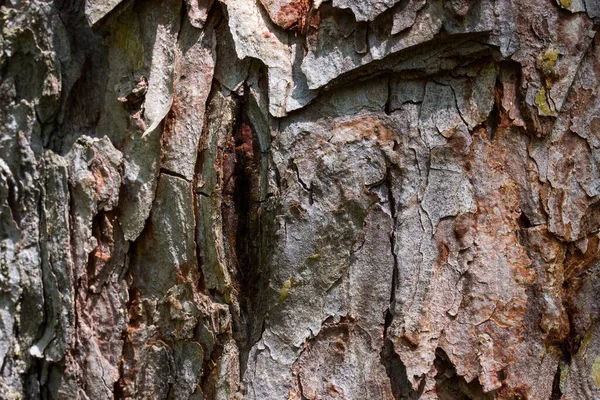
[384,165,398,338]
[549,358,563,400]
[218,85,264,374]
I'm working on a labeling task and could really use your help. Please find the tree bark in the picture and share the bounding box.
[1,0,600,398]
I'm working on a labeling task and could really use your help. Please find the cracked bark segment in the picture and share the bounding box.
[502,341,561,400]
[161,18,216,181]
[538,129,598,242]
[123,171,227,398]
[225,0,316,116]
[214,16,250,92]
[309,77,389,117]
[196,89,237,296]
[245,110,399,398]
[348,205,394,349]
[65,135,127,399]
[449,133,534,388]
[135,341,173,399]
[561,323,600,399]
[511,0,594,133]
[391,121,535,394]
[562,232,600,342]
[489,0,520,58]
[130,174,196,298]
[0,3,68,396]
[388,103,440,391]
[67,136,123,275]
[202,338,241,399]
[497,125,546,227]
[498,226,566,399]
[529,34,600,243]
[122,281,232,399]
[422,166,475,228]
[185,0,215,29]
[3,0,600,397]
[0,98,42,397]
[85,0,128,26]
[586,0,600,20]
[302,0,494,91]
[391,0,426,34]
[0,159,23,397]
[258,0,310,31]
[419,81,469,147]
[32,151,73,369]
[332,0,402,22]
[388,79,425,111]
[295,320,394,399]
[97,0,182,242]
[450,63,498,130]
[302,1,440,90]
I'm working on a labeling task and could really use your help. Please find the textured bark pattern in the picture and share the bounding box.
[1,0,600,399]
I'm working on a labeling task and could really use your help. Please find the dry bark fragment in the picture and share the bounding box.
[1,0,600,399]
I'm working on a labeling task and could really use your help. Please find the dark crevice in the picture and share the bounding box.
[311,30,493,107]
[518,211,532,229]
[434,347,495,400]
[219,84,264,375]
[380,339,423,400]
[379,166,411,400]
[549,360,562,400]
[231,112,260,286]
[487,98,500,141]
[385,74,393,115]
[563,308,580,360]
[113,366,125,400]
[384,166,397,338]
[484,62,511,142]
[177,0,188,41]
[159,167,190,182]
[192,150,206,296]
[290,158,313,205]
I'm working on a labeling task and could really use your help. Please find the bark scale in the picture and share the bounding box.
[1,0,600,399]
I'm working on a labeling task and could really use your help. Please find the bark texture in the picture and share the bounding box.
[1,0,600,399]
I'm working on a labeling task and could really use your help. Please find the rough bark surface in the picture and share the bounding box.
[1,0,600,399]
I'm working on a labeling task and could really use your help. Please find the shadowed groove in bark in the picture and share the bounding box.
[383,166,397,338]
[549,360,563,400]
[215,84,267,373]
[433,348,495,400]
[2,0,600,397]
[232,94,262,339]
[381,339,423,400]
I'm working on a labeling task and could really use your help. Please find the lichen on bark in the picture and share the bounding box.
[1,0,600,399]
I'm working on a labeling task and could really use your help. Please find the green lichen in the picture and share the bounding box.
[579,327,595,352]
[535,87,556,116]
[277,279,292,303]
[113,24,144,70]
[593,354,600,387]
[560,0,572,8]
[537,48,559,75]
[560,360,569,393]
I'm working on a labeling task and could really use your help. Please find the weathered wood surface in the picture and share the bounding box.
[1,0,600,398]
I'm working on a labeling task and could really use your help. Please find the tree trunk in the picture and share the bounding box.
[1,0,599,398]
